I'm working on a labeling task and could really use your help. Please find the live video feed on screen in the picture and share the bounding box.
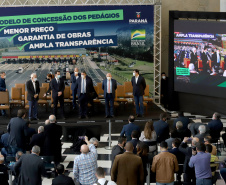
[174,20,226,98]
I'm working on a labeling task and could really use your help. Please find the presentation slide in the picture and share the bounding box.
[174,20,226,98]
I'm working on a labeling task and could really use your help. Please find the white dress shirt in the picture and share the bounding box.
[81,78,86,93]
[135,75,139,84]
[93,178,117,185]
[32,80,36,93]
[107,79,112,93]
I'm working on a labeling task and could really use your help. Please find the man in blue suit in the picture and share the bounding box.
[173,111,190,130]
[131,69,146,117]
[208,112,223,140]
[71,68,80,110]
[0,71,7,116]
[102,73,117,118]
[120,115,140,141]
[153,113,169,143]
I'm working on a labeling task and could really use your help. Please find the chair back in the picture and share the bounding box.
[11,87,22,100]
[124,81,133,93]
[97,82,104,94]
[25,91,28,104]
[116,85,125,97]
[64,86,70,99]
[0,91,9,104]
[42,83,49,90]
[144,85,150,97]
[39,87,47,100]
[15,83,25,95]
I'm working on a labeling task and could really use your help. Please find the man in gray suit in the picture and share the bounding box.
[14,145,46,185]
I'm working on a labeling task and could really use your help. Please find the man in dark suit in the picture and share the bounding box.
[179,137,199,185]
[212,49,221,72]
[200,46,210,73]
[0,155,8,185]
[102,73,117,118]
[43,115,62,164]
[8,109,28,156]
[111,142,144,185]
[75,70,94,119]
[189,122,209,136]
[14,145,46,185]
[190,48,198,70]
[131,69,146,117]
[208,112,223,140]
[195,125,208,143]
[0,71,7,116]
[120,115,140,141]
[30,126,45,155]
[71,67,80,110]
[52,164,75,185]
[153,113,170,143]
[175,121,191,141]
[50,70,65,119]
[129,130,140,154]
[111,136,126,165]
[173,111,190,130]
[26,73,40,121]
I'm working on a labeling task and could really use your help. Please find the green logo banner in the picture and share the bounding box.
[176,67,190,76]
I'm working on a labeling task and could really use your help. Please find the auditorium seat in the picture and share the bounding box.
[143,85,152,103]
[38,87,48,112]
[10,87,23,107]
[198,59,203,70]
[184,58,190,68]
[66,72,71,80]
[124,81,133,98]
[93,86,101,104]
[51,91,60,108]
[42,83,51,100]
[0,91,10,117]
[70,83,73,100]
[24,91,29,110]
[115,85,128,105]
[15,83,25,101]
[97,82,104,99]
[64,86,72,108]
[221,60,225,70]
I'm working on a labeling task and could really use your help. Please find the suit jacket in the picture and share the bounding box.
[0,164,9,185]
[50,78,65,98]
[111,145,124,165]
[212,52,221,66]
[71,73,81,91]
[52,174,75,185]
[176,129,191,141]
[14,153,46,185]
[75,76,94,98]
[8,117,28,149]
[131,75,146,96]
[102,78,117,99]
[120,123,141,141]
[195,133,208,143]
[190,52,197,64]
[30,132,45,155]
[111,152,144,185]
[173,116,190,130]
[43,123,62,163]
[153,120,169,143]
[26,80,40,101]
[0,77,6,91]
[168,147,185,164]
[208,119,223,139]
[189,123,209,136]
[130,139,140,154]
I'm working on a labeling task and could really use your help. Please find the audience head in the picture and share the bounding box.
[49,115,56,123]
[192,137,199,146]
[176,121,183,130]
[204,136,212,144]
[47,73,54,80]
[170,129,178,138]
[205,144,213,154]
[137,142,149,156]
[144,121,154,139]
[160,141,168,151]
[212,112,221,120]
[89,137,99,148]
[0,71,6,79]
[128,115,135,123]
[56,164,65,175]
[172,138,181,148]
[0,155,4,164]
[95,167,106,179]
[125,142,134,153]
[38,126,44,134]
[32,145,40,155]
[196,142,206,152]
[178,111,184,117]
[80,144,89,154]
[198,125,206,134]
[45,119,50,125]
[17,109,26,119]
[131,130,139,139]
[161,72,166,79]
[117,136,126,147]
[160,112,168,121]
[15,151,23,161]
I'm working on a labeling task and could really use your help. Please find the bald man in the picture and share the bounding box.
[73,136,98,185]
[102,73,117,118]
[111,142,144,185]
[71,67,81,109]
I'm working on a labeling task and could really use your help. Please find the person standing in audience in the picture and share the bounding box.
[165,129,178,150]
[111,136,126,165]
[179,137,199,185]
[0,71,7,116]
[189,123,209,137]
[0,131,9,158]
[73,136,98,185]
[50,70,65,119]
[153,113,170,143]
[208,112,223,140]
[151,141,179,185]
[102,73,117,118]
[131,69,146,117]
[195,125,208,143]
[129,130,140,154]
[43,115,62,164]
[204,136,217,155]
[175,121,191,141]
[0,155,8,185]
[71,67,80,110]
[30,126,45,155]
[45,119,50,125]
[173,111,190,130]
[14,145,46,185]
[93,167,117,185]
[75,70,94,119]
[8,109,28,156]
[120,115,140,141]
[139,121,157,152]
[161,72,169,109]
[89,137,99,148]
[52,164,75,185]
[189,143,212,185]
[205,144,218,163]
[111,142,144,185]
[44,73,54,96]
[26,73,40,121]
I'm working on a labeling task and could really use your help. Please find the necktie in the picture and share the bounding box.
[82,78,84,93]
[108,80,110,93]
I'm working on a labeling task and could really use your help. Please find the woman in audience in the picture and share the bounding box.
[139,121,157,152]
[44,73,54,97]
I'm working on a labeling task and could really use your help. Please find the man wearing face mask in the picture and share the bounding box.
[26,73,40,121]
[131,69,146,117]
[161,72,168,109]
[71,68,81,110]
[50,70,65,119]
[102,73,117,118]
[0,71,7,116]
[75,70,94,119]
